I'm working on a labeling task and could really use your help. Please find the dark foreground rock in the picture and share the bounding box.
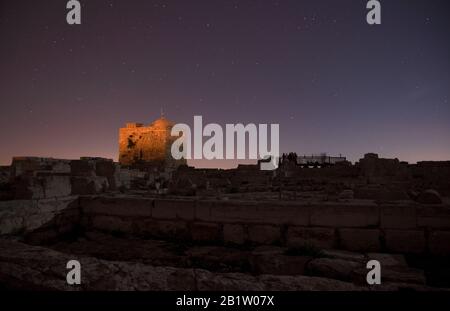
[0,239,369,291]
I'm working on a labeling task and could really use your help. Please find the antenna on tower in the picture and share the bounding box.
[160,107,165,118]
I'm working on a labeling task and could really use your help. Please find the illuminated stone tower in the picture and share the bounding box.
[118,117,186,168]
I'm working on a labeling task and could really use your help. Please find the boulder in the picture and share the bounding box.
[307,258,363,281]
[367,253,407,268]
[250,253,311,276]
[352,266,426,285]
[321,249,366,262]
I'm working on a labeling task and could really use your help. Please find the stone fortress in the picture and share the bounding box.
[119,116,186,169]
[0,117,450,291]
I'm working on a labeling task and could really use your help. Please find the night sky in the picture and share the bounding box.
[1,0,449,168]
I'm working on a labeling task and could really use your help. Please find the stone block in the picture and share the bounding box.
[93,160,119,190]
[191,222,220,242]
[367,253,407,268]
[71,176,108,195]
[13,175,72,199]
[210,201,310,226]
[13,176,44,199]
[82,196,152,217]
[91,215,133,233]
[339,228,381,252]
[95,160,116,177]
[70,160,96,176]
[286,226,336,249]
[42,175,72,198]
[417,189,442,204]
[385,229,426,254]
[310,203,379,228]
[10,157,45,177]
[321,249,365,262]
[223,224,246,245]
[380,204,416,229]
[134,220,189,240]
[37,196,78,214]
[153,199,195,220]
[195,201,212,221]
[248,225,281,245]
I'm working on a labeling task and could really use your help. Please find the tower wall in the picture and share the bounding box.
[119,118,185,168]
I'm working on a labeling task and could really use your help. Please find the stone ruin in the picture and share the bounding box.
[118,117,186,169]
[0,153,450,290]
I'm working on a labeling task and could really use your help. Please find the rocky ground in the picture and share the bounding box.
[1,230,448,291]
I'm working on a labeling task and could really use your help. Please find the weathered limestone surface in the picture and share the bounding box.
[10,157,71,178]
[0,239,196,291]
[0,196,78,235]
[71,176,108,195]
[0,239,368,291]
[250,246,311,276]
[14,175,72,199]
[307,258,363,281]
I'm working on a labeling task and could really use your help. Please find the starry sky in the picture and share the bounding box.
[0,0,449,168]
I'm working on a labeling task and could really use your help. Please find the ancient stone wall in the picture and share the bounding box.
[118,118,186,168]
[5,157,122,200]
[79,196,450,256]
